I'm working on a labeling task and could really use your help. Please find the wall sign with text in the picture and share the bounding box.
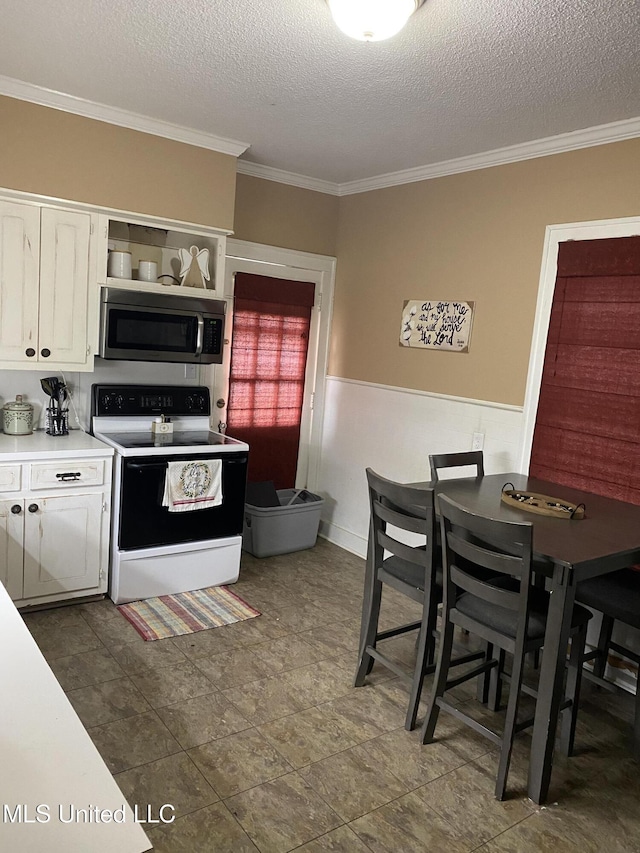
[400,300,475,352]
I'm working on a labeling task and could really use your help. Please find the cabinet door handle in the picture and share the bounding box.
[11,504,21,514]
[28,504,39,513]
[25,348,35,357]
[41,348,51,358]
[56,472,82,481]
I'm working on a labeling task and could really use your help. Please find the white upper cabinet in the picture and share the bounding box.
[39,208,92,366]
[0,200,41,363]
[0,198,97,371]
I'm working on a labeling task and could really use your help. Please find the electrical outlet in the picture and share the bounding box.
[184,364,198,380]
[472,432,485,451]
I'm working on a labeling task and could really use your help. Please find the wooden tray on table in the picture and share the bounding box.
[500,483,585,520]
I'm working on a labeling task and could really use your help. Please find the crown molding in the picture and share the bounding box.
[2,73,638,194]
[236,160,340,195]
[0,75,250,157]
[337,115,640,195]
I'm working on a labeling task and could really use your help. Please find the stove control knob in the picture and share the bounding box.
[185,395,201,412]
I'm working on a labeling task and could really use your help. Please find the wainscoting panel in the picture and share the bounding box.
[316,377,524,557]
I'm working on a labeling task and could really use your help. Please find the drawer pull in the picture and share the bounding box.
[28,504,38,513]
[11,504,21,514]
[56,472,82,481]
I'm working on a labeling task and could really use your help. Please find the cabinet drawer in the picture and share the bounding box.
[30,459,105,490]
[0,464,22,492]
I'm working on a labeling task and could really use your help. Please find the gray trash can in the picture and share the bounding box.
[243,489,324,558]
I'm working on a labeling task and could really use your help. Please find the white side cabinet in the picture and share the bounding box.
[0,197,98,370]
[0,436,113,608]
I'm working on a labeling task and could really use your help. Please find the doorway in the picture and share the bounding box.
[520,215,640,472]
[226,272,315,489]
[213,239,336,492]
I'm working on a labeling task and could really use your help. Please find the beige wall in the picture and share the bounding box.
[234,173,339,256]
[331,139,640,406]
[0,96,236,229]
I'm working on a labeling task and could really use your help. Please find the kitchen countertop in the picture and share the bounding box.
[0,580,151,852]
[0,430,113,461]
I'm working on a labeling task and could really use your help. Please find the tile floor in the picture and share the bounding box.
[22,539,640,852]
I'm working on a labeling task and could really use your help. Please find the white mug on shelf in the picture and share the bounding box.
[138,260,158,282]
[107,250,132,279]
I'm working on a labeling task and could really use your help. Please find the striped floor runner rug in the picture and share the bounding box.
[117,586,260,641]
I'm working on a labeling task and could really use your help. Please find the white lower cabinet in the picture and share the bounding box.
[0,449,112,608]
[22,493,103,599]
[0,500,24,600]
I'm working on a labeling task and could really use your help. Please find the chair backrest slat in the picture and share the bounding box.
[374,500,427,536]
[447,530,526,580]
[429,451,484,481]
[450,562,521,610]
[378,530,427,566]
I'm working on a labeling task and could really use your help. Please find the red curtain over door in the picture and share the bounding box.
[529,236,640,505]
[227,273,315,489]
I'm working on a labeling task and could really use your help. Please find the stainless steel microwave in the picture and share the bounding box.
[99,287,225,364]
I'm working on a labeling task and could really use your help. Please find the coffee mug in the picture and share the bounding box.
[138,260,158,282]
[108,250,132,279]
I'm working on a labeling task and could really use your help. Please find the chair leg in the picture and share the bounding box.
[559,623,587,757]
[405,596,439,731]
[420,619,455,744]
[354,577,382,687]
[592,614,614,679]
[477,642,493,705]
[488,648,505,713]
[495,644,525,800]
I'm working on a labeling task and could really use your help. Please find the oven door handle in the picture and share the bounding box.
[127,462,168,471]
[194,314,205,356]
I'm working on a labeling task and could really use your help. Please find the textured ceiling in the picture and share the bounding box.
[0,0,638,185]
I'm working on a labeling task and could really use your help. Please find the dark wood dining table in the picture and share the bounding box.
[414,471,640,804]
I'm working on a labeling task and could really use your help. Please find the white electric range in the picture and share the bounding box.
[92,384,249,604]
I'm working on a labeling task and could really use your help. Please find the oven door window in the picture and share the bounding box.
[119,452,248,550]
[108,308,198,354]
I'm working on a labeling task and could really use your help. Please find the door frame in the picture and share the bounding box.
[215,239,336,492]
[519,215,640,472]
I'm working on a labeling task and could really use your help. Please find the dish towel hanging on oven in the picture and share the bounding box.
[162,459,223,512]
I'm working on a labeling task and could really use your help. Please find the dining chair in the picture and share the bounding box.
[576,568,640,758]
[420,494,592,800]
[354,469,483,731]
[429,450,484,481]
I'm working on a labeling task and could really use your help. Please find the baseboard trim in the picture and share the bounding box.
[319,522,367,560]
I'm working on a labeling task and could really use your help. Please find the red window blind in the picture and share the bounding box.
[529,237,640,506]
[227,273,315,488]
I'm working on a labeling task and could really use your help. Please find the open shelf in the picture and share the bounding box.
[98,215,228,297]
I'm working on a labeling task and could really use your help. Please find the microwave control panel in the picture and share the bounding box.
[203,317,223,355]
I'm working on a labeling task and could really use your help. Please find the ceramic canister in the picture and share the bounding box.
[107,250,132,279]
[3,395,34,435]
[138,259,158,282]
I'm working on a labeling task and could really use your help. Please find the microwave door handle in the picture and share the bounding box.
[195,314,205,356]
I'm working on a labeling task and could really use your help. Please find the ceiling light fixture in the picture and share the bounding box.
[327,0,425,42]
